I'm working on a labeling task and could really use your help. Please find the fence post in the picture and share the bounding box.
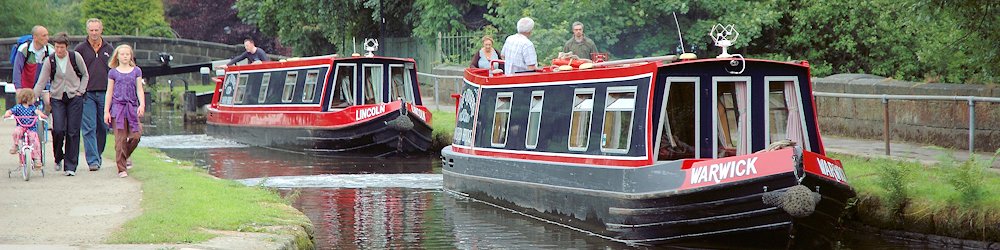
[882,95,890,156]
[434,77,441,110]
[968,97,975,156]
[434,77,440,111]
[436,32,443,65]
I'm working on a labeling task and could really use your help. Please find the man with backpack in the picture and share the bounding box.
[12,26,53,90]
[75,18,113,171]
[32,32,88,176]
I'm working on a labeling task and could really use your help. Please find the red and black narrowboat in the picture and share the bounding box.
[441,29,855,247]
[207,55,433,157]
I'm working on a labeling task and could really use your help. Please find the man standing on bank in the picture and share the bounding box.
[75,18,114,172]
[562,21,598,60]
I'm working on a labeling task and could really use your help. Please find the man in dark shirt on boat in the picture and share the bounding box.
[224,38,268,66]
[563,21,598,60]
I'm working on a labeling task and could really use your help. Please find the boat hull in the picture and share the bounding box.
[207,110,432,157]
[441,146,855,248]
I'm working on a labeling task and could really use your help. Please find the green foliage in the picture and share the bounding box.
[236,0,414,56]
[0,0,83,37]
[411,0,467,41]
[81,0,174,37]
[874,158,912,213]
[939,149,1000,207]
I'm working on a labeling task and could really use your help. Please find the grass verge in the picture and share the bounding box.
[429,110,456,152]
[102,138,313,247]
[838,152,1000,241]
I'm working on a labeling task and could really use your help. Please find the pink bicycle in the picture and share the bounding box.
[6,116,47,181]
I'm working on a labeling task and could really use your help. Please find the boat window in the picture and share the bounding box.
[766,78,806,149]
[221,74,237,105]
[526,91,544,149]
[282,71,298,103]
[602,87,636,152]
[569,89,595,151]
[330,64,355,109]
[659,82,697,160]
[258,73,271,103]
[389,65,414,103]
[302,70,321,102]
[714,80,749,158]
[234,74,249,104]
[491,93,513,147]
[363,64,384,104]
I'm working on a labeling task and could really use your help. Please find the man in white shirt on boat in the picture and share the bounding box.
[501,17,538,75]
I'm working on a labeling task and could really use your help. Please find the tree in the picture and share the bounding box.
[81,0,174,37]
[235,0,415,56]
[0,0,83,37]
[164,0,288,55]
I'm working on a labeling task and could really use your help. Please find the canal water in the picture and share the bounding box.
[141,109,916,249]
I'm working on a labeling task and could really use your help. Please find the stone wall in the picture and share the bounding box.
[812,74,1000,152]
[0,35,250,84]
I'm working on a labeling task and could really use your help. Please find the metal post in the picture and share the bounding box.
[434,77,441,110]
[882,95,890,156]
[436,32,443,64]
[434,77,440,111]
[968,97,975,156]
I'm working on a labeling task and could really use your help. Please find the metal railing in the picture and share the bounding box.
[417,72,464,111]
[813,91,1000,156]
[437,31,480,65]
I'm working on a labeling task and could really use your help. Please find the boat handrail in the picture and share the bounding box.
[592,55,678,67]
[416,72,464,79]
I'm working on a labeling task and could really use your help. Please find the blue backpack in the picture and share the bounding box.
[9,34,33,65]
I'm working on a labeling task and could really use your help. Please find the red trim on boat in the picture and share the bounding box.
[451,146,650,167]
[464,62,660,86]
[679,148,796,190]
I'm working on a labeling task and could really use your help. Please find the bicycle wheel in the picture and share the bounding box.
[21,149,30,181]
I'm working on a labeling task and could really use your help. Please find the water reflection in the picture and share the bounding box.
[143,131,939,249]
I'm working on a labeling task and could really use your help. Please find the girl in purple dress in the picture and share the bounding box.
[103,44,145,178]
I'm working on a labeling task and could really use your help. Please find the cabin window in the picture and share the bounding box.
[363,64,384,104]
[221,74,237,105]
[658,81,697,161]
[258,73,271,103]
[525,91,544,149]
[282,71,298,103]
[569,89,595,151]
[713,78,750,158]
[389,65,415,103]
[765,77,807,149]
[330,64,356,109]
[491,93,513,147]
[303,70,320,102]
[234,74,249,104]
[602,87,636,152]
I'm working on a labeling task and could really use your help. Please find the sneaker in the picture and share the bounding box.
[54,162,62,171]
[126,160,133,170]
[64,170,75,176]
[118,172,128,178]
[89,164,100,171]
[33,161,42,170]
[8,147,15,154]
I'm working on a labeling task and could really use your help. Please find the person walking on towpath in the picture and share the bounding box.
[13,25,53,90]
[104,44,145,178]
[33,32,89,176]
[76,18,114,172]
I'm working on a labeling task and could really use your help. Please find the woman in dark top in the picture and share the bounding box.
[470,36,502,69]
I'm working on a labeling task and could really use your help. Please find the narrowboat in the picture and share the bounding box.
[441,26,855,248]
[207,53,433,157]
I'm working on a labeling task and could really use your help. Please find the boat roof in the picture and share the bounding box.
[225,55,416,73]
[464,57,809,86]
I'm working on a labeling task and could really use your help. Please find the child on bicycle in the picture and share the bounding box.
[4,88,48,169]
